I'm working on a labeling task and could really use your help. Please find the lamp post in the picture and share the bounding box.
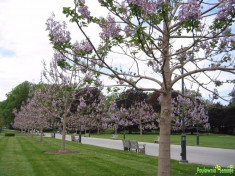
[196,123,199,146]
[180,67,188,163]
[79,123,82,143]
[196,98,200,146]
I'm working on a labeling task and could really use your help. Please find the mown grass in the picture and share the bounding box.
[90,132,235,149]
[0,131,214,176]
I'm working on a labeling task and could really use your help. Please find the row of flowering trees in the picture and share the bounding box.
[13,75,210,145]
[43,0,235,175]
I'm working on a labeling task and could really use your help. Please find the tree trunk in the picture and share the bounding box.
[139,116,143,140]
[97,123,100,135]
[158,2,171,175]
[31,128,34,139]
[61,111,68,151]
[114,126,117,135]
[40,126,43,143]
[61,95,69,151]
[158,93,172,176]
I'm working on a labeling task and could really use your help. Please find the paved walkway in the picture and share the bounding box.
[44,133,235,167]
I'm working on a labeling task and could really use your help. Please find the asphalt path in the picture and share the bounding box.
[44,133,235,167]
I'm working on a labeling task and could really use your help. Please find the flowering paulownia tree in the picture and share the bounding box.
[171,94,209,131]
[13,85,59,142]
[47,0,235,175]
[128,101,158,139]
[43,54,94,151]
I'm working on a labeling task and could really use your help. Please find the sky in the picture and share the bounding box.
[0,0,84,101]
[0,0,234,105]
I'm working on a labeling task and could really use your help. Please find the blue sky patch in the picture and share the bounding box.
[0,47,16,57]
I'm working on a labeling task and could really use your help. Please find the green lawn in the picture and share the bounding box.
[90,133,235,149]
[0,131,212,176]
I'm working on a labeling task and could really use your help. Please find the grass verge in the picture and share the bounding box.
[0,132,215,176]
[90,133,235,149]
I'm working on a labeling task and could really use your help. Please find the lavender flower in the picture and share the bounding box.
[178,0,201,22]
[46,14,71,44]
[73,39,93,52]
[100,15,121,40]
[78,4,90,19]
[217,0,235,19]
[124,26,133,36]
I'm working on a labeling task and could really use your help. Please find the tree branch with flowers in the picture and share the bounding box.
[46,0,235,175]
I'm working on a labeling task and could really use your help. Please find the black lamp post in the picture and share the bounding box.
[196,98,200,146]
[196,123,199,146]
[180,67,188,163]
[79,124,82,143]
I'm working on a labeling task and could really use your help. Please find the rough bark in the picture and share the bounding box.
[158,3,172,175]
[158,93,172,176]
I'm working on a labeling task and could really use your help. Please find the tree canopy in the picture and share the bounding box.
[0,81,31,128]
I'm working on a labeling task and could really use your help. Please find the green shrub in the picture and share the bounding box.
[5,132,15,136]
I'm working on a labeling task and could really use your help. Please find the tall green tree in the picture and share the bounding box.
[0,81,31,128]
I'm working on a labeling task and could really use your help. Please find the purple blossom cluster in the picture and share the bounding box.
[141,0,162,15]
[217,0,235,19]
[100,15,121,40]
[126,0,162,15]
[178,0,202,22]
[171,95,209,131]
[124,26,133,36]
[54,52,64,62]
[78,0,90,19]
[46,14,71,44]
[73,39,93,52]
[219,27,235,49]
[13,86,59,137]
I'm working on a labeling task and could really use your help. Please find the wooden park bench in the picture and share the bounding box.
[71,134,78,142]
[154,136,160,143]
[111,134,118,140]
[130,140,146,154]
[84,133,90,137]
[122,139,130,151]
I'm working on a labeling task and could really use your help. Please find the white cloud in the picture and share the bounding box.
[0,0,74,101]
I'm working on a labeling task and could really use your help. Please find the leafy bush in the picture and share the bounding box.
[5,132,15,136]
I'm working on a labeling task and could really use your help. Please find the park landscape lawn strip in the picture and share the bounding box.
[0,136,35,176]
[17,137,67,176]
[0,133,216,176]
[91,133,235,149]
